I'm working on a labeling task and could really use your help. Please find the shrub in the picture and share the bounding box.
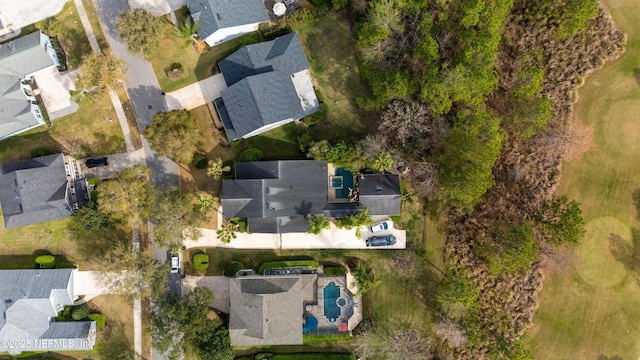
[224,262,244,277]
[31,148,52,158]
[258,260,319,274]
[193,153,208,169]
[35,255,55,269]
[193,254,209,272]
[323,266,347,275]
[72,304,89,320]
[88,313,106,330]
[87,177,100,186]
[239,148,264,162]
[229,217,247,232]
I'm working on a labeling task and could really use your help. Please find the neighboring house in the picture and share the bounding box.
[220,160,400,233]
[0,0,67,37]
[187,0,269,47]
[0,31,60,140]
[215,32,319,140]
[0,269,96,355]
[0,153,88,228]
[229,273,361,346]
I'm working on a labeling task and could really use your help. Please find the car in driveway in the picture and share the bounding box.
[85,157,108,168]
[370,220,393,233]
[170,253,180,274]
[366,235,397,247]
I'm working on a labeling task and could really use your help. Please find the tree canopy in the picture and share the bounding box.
[535,196,586,246]
[97,165,156,229]
[97,243,169,300]
[152,287,233,360]
[75,52,126,98]
[152,189,206,251]
[117,9,164,57]
[144,110,201,164]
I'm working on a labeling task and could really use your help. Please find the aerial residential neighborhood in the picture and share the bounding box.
[0,0,637,358]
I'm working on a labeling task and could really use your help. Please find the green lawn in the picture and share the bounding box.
[0,92,125,164]
[300,12,370,142]
[530,0,640,357]
[150,18,262,92]
[81,0,109,51]
[37,1,93,68]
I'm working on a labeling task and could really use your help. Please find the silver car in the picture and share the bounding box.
[170,254,180,274]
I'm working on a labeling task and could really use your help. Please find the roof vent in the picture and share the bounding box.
[376,186,383,194]
[216,13,221,20]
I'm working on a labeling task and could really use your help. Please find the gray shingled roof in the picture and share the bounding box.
[0,153,73,228]
[0,31,55,139]
[221,161,329,233]
[229,276,303,346]
[358,174,401,216]
[217,33,316,140]
[0,269,96,354]
[218,33,309,86]
[187,0,269,40]
[0,31,55,77]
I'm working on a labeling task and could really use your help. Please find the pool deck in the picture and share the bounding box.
[307,275,361,333]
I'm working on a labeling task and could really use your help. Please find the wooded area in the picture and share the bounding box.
[348,0,626,357]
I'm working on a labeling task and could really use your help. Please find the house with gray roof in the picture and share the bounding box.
[0,31,61,140]
[220,160,400,233]
[229,276,305,345]
[215,32,319,140]
[0,269,96,355]
[187,0,269,47]
[0,153,88,228]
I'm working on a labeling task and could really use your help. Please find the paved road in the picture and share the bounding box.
[93,0,179,189]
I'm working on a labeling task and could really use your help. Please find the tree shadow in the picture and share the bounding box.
[632,188,640,220]
[597,355,624,360]
[632,69,640,89]
[609,230,640,275]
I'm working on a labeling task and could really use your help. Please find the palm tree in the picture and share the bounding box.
[307,215,330,234]
[217,223,238,244]
[372,151,394,172]
[176,16,199,38]
[207,158,230,180]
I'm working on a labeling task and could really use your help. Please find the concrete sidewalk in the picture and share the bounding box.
[165,74,227,111]
[184,224,407,250]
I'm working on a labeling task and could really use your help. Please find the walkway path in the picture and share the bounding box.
[73,0,135,153]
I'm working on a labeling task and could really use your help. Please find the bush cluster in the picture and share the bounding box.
[224,262,244,277]
[193,254,209,272]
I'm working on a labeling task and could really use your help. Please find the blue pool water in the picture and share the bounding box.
[334,168,353,199]
[323,282,341,322]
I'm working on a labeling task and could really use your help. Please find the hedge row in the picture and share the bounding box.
[258,260,319,274]
[303,333,352,343]
[236,354,355,360]
[323,266,347,275]
[273,354,355,360]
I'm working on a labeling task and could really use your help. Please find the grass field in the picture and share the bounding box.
[0,92,125,164]
[150,16,262,92]
[530,0,640,357]
[300,12,370,142]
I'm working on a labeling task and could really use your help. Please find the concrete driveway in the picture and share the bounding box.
[165,74,227,111]
[80,148,147,179]
[128,0,185,15]
[74,271,110,302]
[182,276,230,313]
[0,0,67,29]
[184,224,407,250]
[35,67,78,120]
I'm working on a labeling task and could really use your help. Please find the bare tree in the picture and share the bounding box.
[433,319,467,348]
[411,161,438,196]
[380,100,449,152]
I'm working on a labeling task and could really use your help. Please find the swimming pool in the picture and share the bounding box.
[323,281,341,322]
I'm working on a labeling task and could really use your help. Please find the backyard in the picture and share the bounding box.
[529,0,640,357]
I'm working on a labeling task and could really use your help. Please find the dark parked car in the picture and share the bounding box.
[366,235,397,247]
[85,157,108,168]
